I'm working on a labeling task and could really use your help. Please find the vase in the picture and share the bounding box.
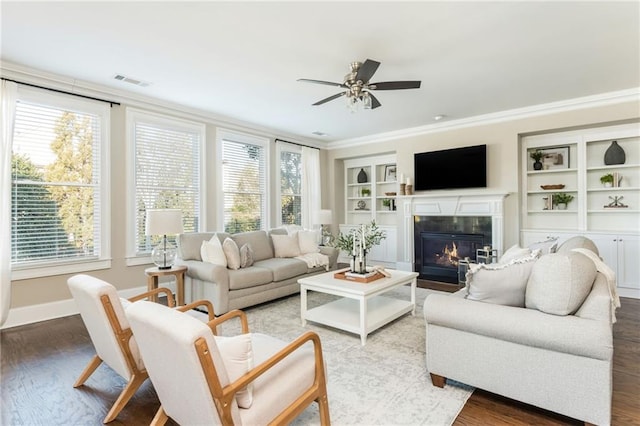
[357,168,368,183]
[556,203,567,210]
[533,161,543,170]
[604,141,625,165]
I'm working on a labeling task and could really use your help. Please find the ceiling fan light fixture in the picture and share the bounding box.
[363,92,372,110]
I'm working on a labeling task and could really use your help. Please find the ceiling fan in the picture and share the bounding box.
[298,59,421,110]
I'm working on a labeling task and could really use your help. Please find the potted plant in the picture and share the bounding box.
[553,192,574,210]
[331,221,386,273]
[600,173,614,187]
[361,188,371,197]
[530,150,544,170]
[382,198,391,210]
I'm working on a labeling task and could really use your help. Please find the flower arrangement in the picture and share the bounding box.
[331,221,386,273]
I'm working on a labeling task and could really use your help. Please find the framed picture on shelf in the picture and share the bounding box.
[539,146,570,170]
[384,165,397,181]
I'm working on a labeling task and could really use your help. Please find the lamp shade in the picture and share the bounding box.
[314,209,333,225]
[145,209,183,236]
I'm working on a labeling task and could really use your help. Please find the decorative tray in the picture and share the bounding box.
[334,271,385,283]
[540,184,565,190]
[384,192,397,196]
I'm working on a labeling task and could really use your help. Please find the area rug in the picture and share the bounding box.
[218,287,474,426]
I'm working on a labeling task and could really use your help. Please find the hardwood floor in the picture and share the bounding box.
[1,286,638,425]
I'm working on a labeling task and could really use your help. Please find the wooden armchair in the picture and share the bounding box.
[125,301,331,425]
[67,274,214,423]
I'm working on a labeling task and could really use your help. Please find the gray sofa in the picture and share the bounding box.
[176,229,338,315]
[424,236,616,425]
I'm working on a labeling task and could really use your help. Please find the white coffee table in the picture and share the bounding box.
[298,269,418,345]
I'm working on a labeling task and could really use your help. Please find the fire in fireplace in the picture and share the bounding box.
[418,232,485,283]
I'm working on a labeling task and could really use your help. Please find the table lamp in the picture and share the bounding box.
[145,209,183,269]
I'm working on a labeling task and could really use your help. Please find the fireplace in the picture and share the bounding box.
[414,215,492,283]
[417,232,485,283]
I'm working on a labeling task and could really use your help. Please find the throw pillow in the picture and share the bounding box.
[298,230,320,254]
[200,235,227,267]
[239,243,254,268]
[528,237,558,255]
[271,234,302,258]
[466,250,540,307]
[222,238,241,270]
[498,244,532,264]
[525,251,597,316]
[214,334,254,408]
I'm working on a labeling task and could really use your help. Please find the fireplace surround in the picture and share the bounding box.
[396,192,509,278]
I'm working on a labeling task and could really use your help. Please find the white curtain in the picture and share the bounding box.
[0,81,17,326]
[301,146,321,230]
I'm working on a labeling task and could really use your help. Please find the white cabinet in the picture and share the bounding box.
[589,234,640,296]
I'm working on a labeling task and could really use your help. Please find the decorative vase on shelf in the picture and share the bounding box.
[357,168,368,183]
[533,161,543,170]
[604,141,625,165]
[556,203,567,210]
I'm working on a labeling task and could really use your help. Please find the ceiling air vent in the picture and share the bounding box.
[113,74,151,87]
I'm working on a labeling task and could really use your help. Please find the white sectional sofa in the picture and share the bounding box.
[424,236,618,425]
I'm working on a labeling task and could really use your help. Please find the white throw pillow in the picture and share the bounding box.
[525,252,597,315]
[271,234,302,258]
[528,237,558,255]
[466,250,540,307]
[298,230,320,254]
[200,235,227,267]
[222,238,241,270]
[215,334,254,408]
[239,243,254,268]
[498,244,532,264]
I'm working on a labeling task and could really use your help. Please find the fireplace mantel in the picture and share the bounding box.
[396,191,510,272]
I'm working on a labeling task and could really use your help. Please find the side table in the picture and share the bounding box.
[144,265,187,306]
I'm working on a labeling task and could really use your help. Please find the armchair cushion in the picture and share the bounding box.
[465,250,539,307]
[526,252,597,315]
[215,334,254,408]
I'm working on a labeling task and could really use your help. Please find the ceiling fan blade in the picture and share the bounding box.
[369,93,382,109]
[298,78,345,88]
[355,59,380,83]
[370,81,422,90]
[312,92,346,106]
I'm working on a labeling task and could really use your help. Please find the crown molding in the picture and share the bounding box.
[0,60,325,149]
[326,88,640,150]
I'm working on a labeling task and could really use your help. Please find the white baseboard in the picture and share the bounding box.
[618,287,640,299]
[1,282,176,330]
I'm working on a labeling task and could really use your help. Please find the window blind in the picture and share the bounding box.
[11,102,102,265]
[280,149,302,225]
[133,120,201,254]
[222,139,266,233]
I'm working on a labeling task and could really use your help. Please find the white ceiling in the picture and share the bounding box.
[2,1,639,143]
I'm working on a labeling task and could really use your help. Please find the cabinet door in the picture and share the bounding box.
[618,235,640,289]
[589,234,618,274]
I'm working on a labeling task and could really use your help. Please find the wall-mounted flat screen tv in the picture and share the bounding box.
[414,144,487,191]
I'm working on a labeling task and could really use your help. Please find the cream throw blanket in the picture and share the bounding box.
[572,248,621,323]
[295,252,330,271]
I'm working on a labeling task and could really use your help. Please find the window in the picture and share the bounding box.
[127,109,204,260]
[10,88,110,278]
[277,142,302,226]
[219,130,268,233]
